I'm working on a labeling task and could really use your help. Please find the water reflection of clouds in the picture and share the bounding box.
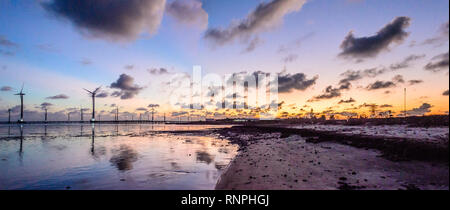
[196,151,214,165]
[110,145,139,171]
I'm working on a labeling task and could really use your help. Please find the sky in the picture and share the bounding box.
[0,0,448,121]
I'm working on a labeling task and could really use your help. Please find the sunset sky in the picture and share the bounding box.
[0,0,448,121]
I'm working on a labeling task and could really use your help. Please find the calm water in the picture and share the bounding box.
[0,124,238,190]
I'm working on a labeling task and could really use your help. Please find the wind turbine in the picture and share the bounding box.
[7,108,11,123]
[14,84,25,123]
[83,86,101,123]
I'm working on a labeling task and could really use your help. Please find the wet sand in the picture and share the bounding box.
[215,126,449,190]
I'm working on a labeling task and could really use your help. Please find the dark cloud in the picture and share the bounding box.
[166,0,208,29]
[310,86,343,101]
[390,54,426,70]
[110,74,144,99]
[42,0,166,41]
[339,16,411,59]
[380,104,393,108]
[148,104,160,108]
[408,80,423,85]
[0,86,12,91]
[148,68,169,75]
[46,94,69,99]
[402,103,432,116]
[392,75,405,84]
[338,98,356,104]
[443,90,449,96]
[96,91,109,98]
[309,81,351,102]
[204,0,306,46]
[366,81,396,90]
[424,52,449,72]
[278,72,318,93]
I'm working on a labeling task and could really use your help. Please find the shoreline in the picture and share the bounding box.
[214,125,449,190]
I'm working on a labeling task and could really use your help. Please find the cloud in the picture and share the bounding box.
[42,0,166,41]
[443,90,449,96]
[408,80,423,85]
[0,36,18,48]
[166,0,208,30]
[424,52,449,72]
[148,68,169,75]
[366,81,396,90]
[110,74,144,99]
[338,98,356,104]
[148,104,160,108]
[392,75,405,84]
[46,94,69,99]
[204,0,306,46]
[40,102,53,110]
[402,103,432,116]
[278,32,314,53]
[365,75,405,91]
[278,72,318,93]
[96,91,109,98]
[339,16,411,59]
[390,54,426,70]
[380,104,393,108]
[310,86,344,101]
[172,111,188,117]
[243,37,263,53]
[136,107,148,112]
[124,65,134,70]
[422,21,449,46]
[339,67,387,85]
[80,58,92,65]
[309,81,351,102]
[0,86,12,91]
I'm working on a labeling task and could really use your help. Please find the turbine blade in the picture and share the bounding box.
[93,86,102,94]
[83,88,93,94]
[20,83,24,93]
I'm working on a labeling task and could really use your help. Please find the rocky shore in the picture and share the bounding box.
[214,125,449,190]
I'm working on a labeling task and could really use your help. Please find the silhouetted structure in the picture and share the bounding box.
[14,84,25,123]
[83,86,101,123]
[7,108,11,123]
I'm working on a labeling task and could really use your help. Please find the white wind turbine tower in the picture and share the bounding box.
[14,84,25,123]
[83,86,101,123]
